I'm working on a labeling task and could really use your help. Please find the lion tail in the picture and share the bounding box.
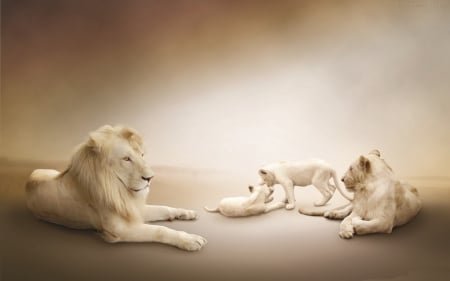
[298,207,326,216]
[331,170,353,202]
[204,206,219,213]
[299,203,352,217]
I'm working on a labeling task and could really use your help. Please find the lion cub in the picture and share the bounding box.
[204,184,285,217]
[259,160,352,210]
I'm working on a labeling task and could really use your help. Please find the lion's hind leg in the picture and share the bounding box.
[264,201,286,213]
[311,172,334,206]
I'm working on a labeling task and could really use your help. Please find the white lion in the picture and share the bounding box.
[25,125,207,251]
[259,160,352,210]
[299,150,422,239]
[204,184,285,217]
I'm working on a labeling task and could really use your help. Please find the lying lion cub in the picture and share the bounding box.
[204,184,285,217]
[26,125,207,251]
[299,150,422,239]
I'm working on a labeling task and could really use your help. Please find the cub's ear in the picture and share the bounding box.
[259,169,268,175]
[369,149,381,157]
[248,185,254,193]
[359,155,371,173]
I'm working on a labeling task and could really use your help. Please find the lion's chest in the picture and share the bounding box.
[353,189,387,220]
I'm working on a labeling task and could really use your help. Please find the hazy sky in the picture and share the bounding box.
[2,0,450,177]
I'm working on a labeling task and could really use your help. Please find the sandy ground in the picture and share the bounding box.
[0,159,449,281]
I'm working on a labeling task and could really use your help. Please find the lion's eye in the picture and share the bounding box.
[123,156,132,162]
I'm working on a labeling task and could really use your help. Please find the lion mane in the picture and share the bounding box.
[61,125,145,222]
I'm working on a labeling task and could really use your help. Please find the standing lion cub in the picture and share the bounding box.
[259,160,352,210]
[26,125,207,251]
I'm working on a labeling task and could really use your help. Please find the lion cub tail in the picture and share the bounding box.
[331,170,353,202]
[204,206,219,213]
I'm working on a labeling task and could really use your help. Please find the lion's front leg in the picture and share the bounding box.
[281,180,296,210]
[102,223,207,251]
[142,205,198,222]
[352,217,393,235]
[339,213,359,239]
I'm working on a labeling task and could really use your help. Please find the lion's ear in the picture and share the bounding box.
[118,126,144,146]
[119,127,136,140]
[359,155,371,173]
[369,149,381,157]
[259,169,268,175]
[87,132,104,152]
[86,125,114,152]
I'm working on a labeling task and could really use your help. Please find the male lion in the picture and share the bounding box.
[26,125,207,251]
[299,150,422,239]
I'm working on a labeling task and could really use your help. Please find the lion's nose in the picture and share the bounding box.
[142,176,153,182]
[341,177,345,182]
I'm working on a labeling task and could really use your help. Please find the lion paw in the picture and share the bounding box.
[176,209,198,220]
[285,203,295,210]
[339,229,354,239]
[178,232,207,251]
[324,211,338,219]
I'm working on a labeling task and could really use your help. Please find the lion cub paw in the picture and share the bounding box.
[285,203,295,210]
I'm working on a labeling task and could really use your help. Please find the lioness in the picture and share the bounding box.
[299,150,422,239]
[204,184,285,217]
[259,160,352,210]
[26,125,207,251]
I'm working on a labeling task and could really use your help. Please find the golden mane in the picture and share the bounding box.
[62,125,145,222]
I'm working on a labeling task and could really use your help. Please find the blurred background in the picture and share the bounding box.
[2,0,450,178]
[1,2,450,281]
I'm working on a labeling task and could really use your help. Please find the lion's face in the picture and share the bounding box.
[110,138,154,193]
[249,183,274,203]
[90,125,154,194]
[259,169,276,187]
[341,156,368,192]
[341,149,392,192]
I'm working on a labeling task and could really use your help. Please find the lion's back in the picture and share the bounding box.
[394,180,422,226]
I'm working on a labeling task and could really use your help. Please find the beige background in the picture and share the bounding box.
[1,1,450,281]
[2,0,450,178]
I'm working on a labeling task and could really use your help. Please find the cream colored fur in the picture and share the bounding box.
[204,184,285,217]
[25,125,207,251]
[300,150,422,239]
[259,160,352,210]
